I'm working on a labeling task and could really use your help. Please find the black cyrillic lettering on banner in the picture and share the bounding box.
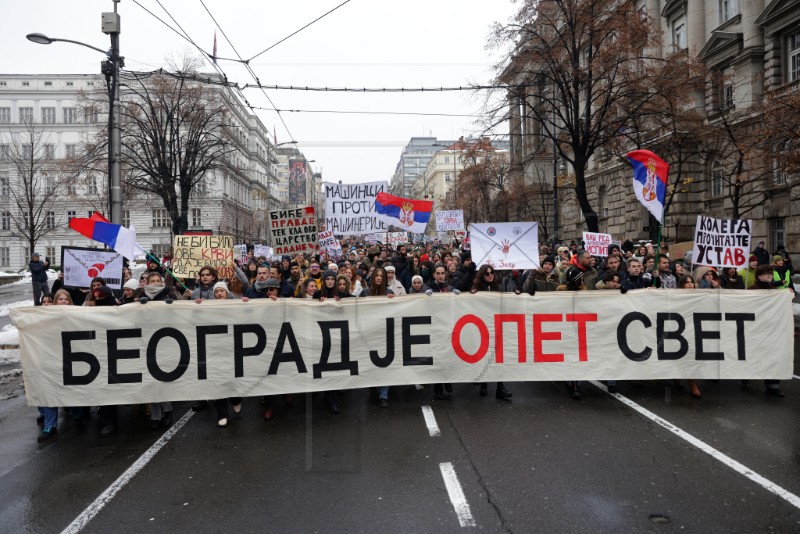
[657,313,688,360]
[694,313,724,360]
[369,318,395,368]
[616,312,652,362]
[146,328,191,382]
[269,322,307,375]
[233,324,267,378]
[725,313,755,360]
[313,321,357,378]
[402,316,433,366]
[107,328,142,384]
[62,331,100,386]
[196,325,229,380]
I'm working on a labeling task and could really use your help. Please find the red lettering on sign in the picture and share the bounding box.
[451,314,489,364]
[495,314,526,363]
[566,313,598,362]
[533,314,563,362]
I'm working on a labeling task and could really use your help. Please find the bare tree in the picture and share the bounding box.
[1,121,69,255]
[493,0,701,232]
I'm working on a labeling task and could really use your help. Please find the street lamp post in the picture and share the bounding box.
[27,2,123,224]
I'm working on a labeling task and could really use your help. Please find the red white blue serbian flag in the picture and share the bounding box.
[627,149,669,222]
[374,192,433,233]
[69,212,144,259]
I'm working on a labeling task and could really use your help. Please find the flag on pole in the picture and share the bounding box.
[69,217,144,260]
[627,149,669,222]
[374,192,433,233]
[212,31,218,64]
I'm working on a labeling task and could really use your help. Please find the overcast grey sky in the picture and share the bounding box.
[2,0,519,184]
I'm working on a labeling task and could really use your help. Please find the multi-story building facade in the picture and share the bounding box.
[389,137,456,198]
[502,0,799,252]
[0,73,292,269]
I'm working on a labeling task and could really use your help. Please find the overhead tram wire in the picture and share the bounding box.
[247,0,353,63]
[246,105,486,119]
[198,0,296,143]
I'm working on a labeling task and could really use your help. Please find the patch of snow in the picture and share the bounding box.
[0,348,20,366]
[0,300,33,317]
[0,324,19,346]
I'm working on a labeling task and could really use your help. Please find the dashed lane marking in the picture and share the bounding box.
[421,405,441,437]
[439,462,476,527]
[591,380,800,510]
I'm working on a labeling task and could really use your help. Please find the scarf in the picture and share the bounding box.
[144,285,165,299]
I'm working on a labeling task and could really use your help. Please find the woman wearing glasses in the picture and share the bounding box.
[470,265,513,401]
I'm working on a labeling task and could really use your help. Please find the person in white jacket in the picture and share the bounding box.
[384,264,407,296]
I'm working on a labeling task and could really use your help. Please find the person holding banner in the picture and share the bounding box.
[470,265,513,401]
[522,256,559,294]
[749,265,787,397]
[738,255,759,289]
[191,266,220,301]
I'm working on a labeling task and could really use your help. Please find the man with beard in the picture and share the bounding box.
[245,265,273,298]
[281,261,302,297]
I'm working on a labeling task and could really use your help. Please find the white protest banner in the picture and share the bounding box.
[324,181,388,235]
[470,222,539,269]
[234,244,247,264]
[269,207,318,256]
[435,210,465,232]
[327,241,343,258]
[12,289,794,406]
[172,235,235,279]
[253,245,273,259]
[386,231,406,246]
[61,247,124,289]
[692,216,752,268]
[582,232,613,257]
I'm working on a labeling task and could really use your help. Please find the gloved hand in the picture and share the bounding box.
[453,289,461,295]
[425,289,433,296]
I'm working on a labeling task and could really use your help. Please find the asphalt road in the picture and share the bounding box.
[1,340,799,533]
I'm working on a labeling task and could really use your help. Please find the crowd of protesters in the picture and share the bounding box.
[29,236,796,442]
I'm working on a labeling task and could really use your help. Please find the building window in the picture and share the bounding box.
[672,17,686,50]
[87,176,98,195]
[720,0,738,24]
[0,108,8,124]
[46,246,55,260]
[711,161,724,197]
[770,218,785,251]
[788,31,800,83]
[41,107,56,124]
[44,144,55,160]
[66,210,76,224]
[122,209,130,228]
[46,211,55,229]
[63,107,77,124]
[151,243,170,256]
[83,107,98,123]
[64,144,77,159]
[0,248,8,268]
[67,182,77,195]
[0,175,8,197]
[1,211,9,231]
[0,145,8,160]
[45,176,55,194]
[191,208,202,227]
[22,144,32,159]
[23,213,31,229]
[19,107,33,124]
[152,209,170,227]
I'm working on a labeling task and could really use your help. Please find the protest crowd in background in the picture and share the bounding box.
[28,231,797,443]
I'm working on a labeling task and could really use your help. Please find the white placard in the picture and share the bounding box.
[386,232,407,246]
[692,216,752,268]
[234,244,247,264]
[435,210,465,231]
[469,222,539,269]
[582,232,613,257]
[324,181,388,235]
[253,245,273,259]
[61,247,124,289]
[268,207,318,256]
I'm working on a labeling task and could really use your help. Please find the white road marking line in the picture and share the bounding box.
[792,375,800,380]
[591,380,800,510]
[439,462,476,527]
[421,405,441,437]
[61,410,195,534]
